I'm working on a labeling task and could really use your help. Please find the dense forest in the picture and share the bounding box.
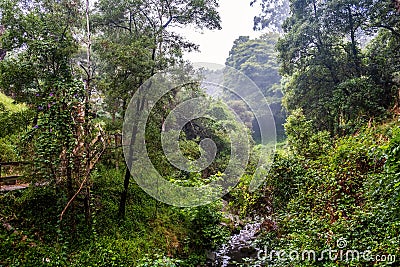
[0,0,399,266]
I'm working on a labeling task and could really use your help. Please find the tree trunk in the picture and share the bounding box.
[118,125,138,219]
[118,167,131,219]
[83,0,92,224]
[347,6,361,77]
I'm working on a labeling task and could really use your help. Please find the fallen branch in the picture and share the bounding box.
[59,170,88,221]
[59,124,106,222]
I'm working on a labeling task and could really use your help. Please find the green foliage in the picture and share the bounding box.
[185,202,229,250]
[0,165,229,266]
[0,0,88,188]
[93,0,221,119]
[0,187,69,266]
[284,108,331,158]
[253,121,400,266]
[0,136,18,162]
[276,0,399,135]
[225,33,286,141]
[333,76,390,134]
[225,34,281,97]
[0,109,33,139]
[373,127,400,220]
[144,92,244,190]
[0,0,81,103]
[251,0,290,32]
[0,93,34,161]
[137,254,181,267]
[0,93,26,113]
[3,1,400,267]
[24,80,85,182]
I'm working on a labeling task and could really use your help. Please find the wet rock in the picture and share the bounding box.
[206,250,216,261]
[214,222,262,267]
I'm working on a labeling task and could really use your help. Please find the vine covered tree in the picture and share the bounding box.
[0,0,104,225]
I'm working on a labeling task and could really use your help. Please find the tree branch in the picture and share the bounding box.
[60,126,106,222]
[375,24,400,38]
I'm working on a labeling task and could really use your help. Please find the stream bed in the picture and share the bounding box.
[210,221,263,266]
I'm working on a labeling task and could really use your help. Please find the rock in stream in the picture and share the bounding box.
[210,222,262,266]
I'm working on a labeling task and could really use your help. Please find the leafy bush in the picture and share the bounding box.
[137,254,181,267]
[253,121,400,266]
[284,108,331,158]
[0,135,18,161]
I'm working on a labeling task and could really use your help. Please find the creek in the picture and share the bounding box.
[210,220,264,266]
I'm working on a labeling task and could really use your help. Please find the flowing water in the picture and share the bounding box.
[212,222,262,266]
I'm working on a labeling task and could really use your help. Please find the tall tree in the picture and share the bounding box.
[275,0,399,135]
[92,0,221,219]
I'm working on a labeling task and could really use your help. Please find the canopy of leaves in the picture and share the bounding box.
[224,33,286,140]
[276,0,400,135]
[251,0,290,32]
[92,0,221,119]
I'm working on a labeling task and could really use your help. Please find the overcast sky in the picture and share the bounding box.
[173,0,263,65]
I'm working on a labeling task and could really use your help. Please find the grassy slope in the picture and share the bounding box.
[0,93,29,162]
[0,92,26,113]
